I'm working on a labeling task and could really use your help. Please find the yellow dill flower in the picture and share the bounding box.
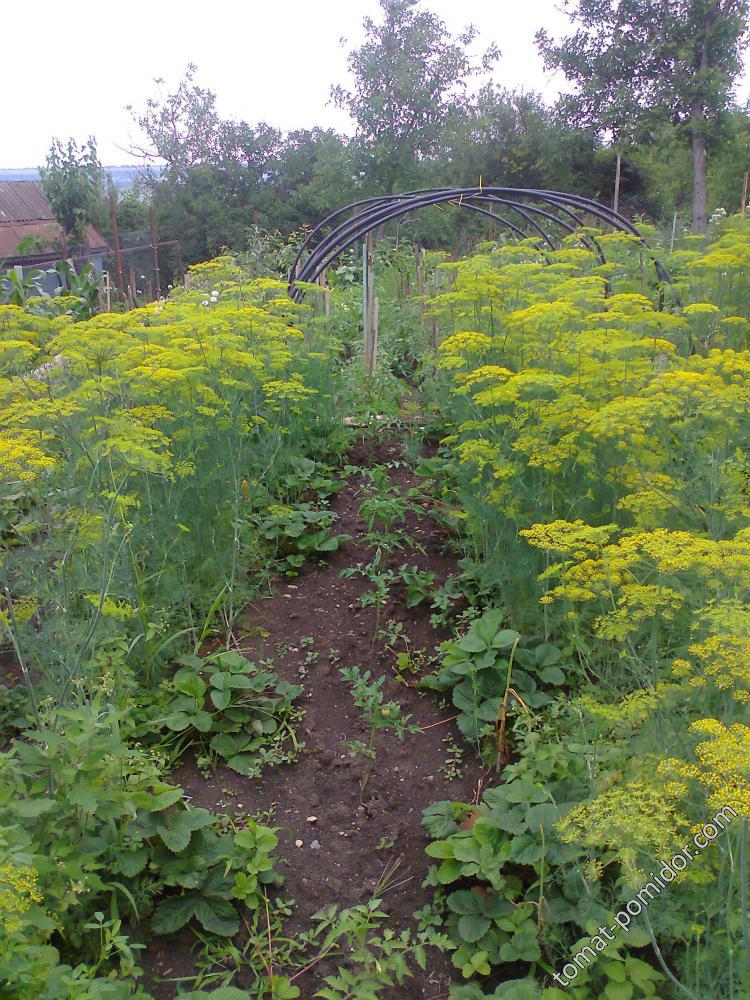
[556,778,691,863]
[82,594,137,620]
[0,863,43,932]
[520,520,617,556]
[438,331,493,357]
[0,432,55,483]
[660,720,750,818]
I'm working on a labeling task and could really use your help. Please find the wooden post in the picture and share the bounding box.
[174,242,185,286]
[363,233,376,374]
[368,296,379,377]
[109,190,124,297]
[103,271,111,312]
[741,172,749,217]
[149,205,161,297]
[430,269,441,350]
[317,270,330,316]
[613,151,622,215]
[362,237,369,356]
[670,211,678,253]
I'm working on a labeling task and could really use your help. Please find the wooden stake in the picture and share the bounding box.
[742,171,749,217]
[109,190,124,296]
[670,211,678,253]
[174,242,185,284]
[430,269,441,350]
[369,296,379,376]
[149,205,161,296]
[613,151,622,215]
[363,233,376,374]
[318,270,330,316]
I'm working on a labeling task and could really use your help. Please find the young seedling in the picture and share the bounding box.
[340,665,420,802]
[343,555,397,662]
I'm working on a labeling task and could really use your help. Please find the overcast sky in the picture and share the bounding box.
[3,0,750,168]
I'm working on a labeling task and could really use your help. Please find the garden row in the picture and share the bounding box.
[413,219,750,999]
[0,217,749,999]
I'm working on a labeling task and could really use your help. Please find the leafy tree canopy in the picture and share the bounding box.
[537,0,750,230]
[39,137,103,245]
[332,0,499,190]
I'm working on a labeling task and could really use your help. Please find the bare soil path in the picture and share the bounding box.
[143,436,487,998]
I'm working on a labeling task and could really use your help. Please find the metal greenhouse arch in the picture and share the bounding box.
[288,186,671,300]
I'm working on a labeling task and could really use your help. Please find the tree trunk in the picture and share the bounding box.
[691,126,708,234]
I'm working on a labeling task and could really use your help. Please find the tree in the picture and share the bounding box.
[39,137,103,245]
[444,85,602,194]
[126,65,227,183]
[537,0,750,232]
[332,0,499,192]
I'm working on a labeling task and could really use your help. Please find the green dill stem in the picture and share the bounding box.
[643,910,700,1000]
[741,820,749,986]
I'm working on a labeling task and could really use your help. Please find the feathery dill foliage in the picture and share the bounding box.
[0,259,341,695]
[0,257,344,994]
[421,216,750,997]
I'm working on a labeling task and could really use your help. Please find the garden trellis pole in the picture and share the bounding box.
[149,206,161,297]
[109,191,125,296]
[613,152,622,214]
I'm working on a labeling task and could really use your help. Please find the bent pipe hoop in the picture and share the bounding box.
[287,187,673,301]
[290,189,649,291]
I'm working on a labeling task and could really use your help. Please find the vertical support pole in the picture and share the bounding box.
[363,232,376,374]
[670,211,678,253]
[369,296,379,377]
[742,171,749,217]
[362,238,369,360]
[109,190,124,297]
[174,242,185,286]
[149,205,161,297]
[613,151,622,215]
[430,268,441,350]
[488,203,495,242]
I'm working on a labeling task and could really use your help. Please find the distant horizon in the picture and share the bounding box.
[0,164,153,174]
[0,164,148,172]
[4,0,749,168]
